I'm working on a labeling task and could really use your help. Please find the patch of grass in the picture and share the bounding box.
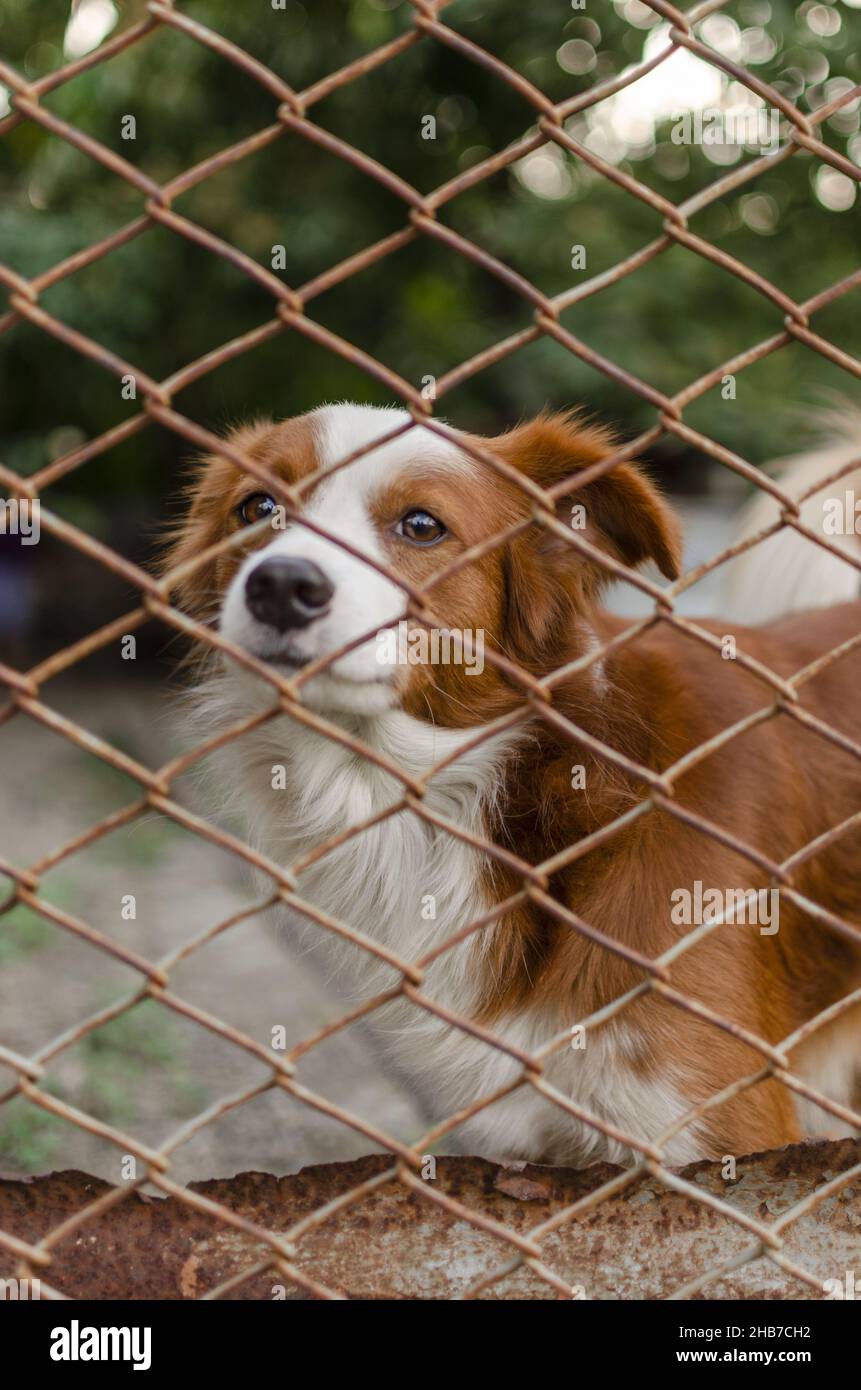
[78,752,147,805]
[0,900,54,965]
[0,1001,208,1171]
[0,1096,64,1173]
[95,814,178,868]
[0,869,103,964]
[74,998,207,1128]
[0,886,211,1170]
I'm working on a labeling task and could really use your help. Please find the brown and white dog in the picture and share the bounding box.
[164,404,861,1166]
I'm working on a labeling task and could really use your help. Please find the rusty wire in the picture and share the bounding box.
[1,0,861,1301]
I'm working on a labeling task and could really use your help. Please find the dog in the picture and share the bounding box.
[163,403,861,1167]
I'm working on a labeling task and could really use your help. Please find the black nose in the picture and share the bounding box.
[244,557,334,632]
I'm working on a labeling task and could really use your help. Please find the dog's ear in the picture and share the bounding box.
[496,411,682,581]
[492,412,682,668]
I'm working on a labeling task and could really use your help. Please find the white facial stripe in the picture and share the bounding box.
[310,403,476,496]
[219,404,475,713]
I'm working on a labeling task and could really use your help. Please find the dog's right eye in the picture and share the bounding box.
[237,493,277,526]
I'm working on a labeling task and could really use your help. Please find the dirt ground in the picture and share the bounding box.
[0,676,430,1186]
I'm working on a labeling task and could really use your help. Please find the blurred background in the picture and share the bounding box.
[0,0,859,1181]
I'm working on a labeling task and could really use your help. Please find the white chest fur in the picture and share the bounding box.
[193,669,704,1167]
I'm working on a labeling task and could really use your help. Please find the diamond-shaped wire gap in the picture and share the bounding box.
[0,12,158,141]
[0,59,162,204]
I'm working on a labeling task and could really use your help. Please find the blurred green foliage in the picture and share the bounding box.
[0,0,859,533]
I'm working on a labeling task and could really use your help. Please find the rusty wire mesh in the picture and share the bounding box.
[1,0,861,1301]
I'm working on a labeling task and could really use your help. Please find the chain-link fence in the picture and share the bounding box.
[1,0,861,1300]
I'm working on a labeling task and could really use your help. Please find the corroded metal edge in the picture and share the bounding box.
[1,1137,859,1300]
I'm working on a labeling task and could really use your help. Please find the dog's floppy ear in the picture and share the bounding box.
[492,412,682,670]
[496,410,682,582]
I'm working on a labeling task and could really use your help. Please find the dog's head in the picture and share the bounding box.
[163,404,681,722]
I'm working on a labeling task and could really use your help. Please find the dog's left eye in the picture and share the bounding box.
[237,493,277,526]
[395,509,447,545]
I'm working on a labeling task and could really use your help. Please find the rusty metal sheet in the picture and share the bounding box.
[1,1137,859,1299]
